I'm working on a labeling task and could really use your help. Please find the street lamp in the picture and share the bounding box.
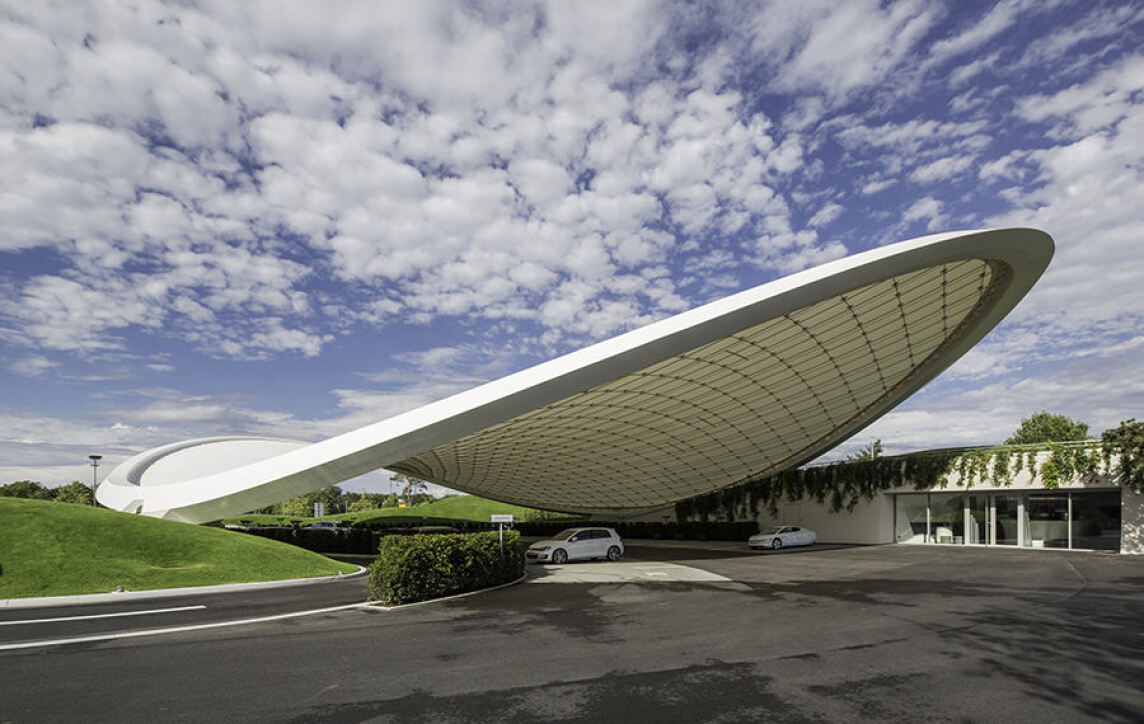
[88,454,102,506]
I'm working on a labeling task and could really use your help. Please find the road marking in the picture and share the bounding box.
[0,602,369,651]
[0,605,207,627]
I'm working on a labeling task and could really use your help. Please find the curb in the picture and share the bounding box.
[0,566,367,610]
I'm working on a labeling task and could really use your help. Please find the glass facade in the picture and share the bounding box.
[895,490,1121,552]
[995,494,1020,545]
[1072,491,1121,552]
[929,493,964,544]
[895,494,930,543]
[1026,494,1069,548]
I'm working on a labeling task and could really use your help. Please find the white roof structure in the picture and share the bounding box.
[98,228,1054,523]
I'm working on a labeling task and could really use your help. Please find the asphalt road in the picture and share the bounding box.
[0,572,369,649]
[3,543,1143,723]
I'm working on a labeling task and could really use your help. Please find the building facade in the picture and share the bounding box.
[754,449,1142,554]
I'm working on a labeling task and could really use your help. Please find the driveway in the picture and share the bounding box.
[2,543,1142,723]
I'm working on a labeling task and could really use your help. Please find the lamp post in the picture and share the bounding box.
[88,454,102,506]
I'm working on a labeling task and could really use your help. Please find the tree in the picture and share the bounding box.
[278,486,345,517]
[347,493,388,513]
[847,439,883,461]
[1101,419,1144,493]
[1005,411,1090,445]
[53,480,94,505]
[390,474,428,507]
[0,480,55,500]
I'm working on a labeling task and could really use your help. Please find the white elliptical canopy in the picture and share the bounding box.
[98,229,1054,523]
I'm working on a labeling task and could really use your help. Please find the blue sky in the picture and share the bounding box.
[1,1,1143,494]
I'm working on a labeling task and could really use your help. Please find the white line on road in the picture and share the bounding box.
[0,602,370,651]
[0,605,207,627]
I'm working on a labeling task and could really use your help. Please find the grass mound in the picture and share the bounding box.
[0,498,358,599]
[220,494,585,528]
[347,495,583,527]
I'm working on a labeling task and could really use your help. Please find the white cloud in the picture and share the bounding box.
[909,155,975,183]
[751,0,937,100]
[855,347,1144,454]
[924,0,1026,68]
[808,202,844,228]
[9,355,58,376]
[901,196,946,231]
[860,179,895,195]
[3,2,1143,491]
[0,0,859,363]
[1015,55,1144,137]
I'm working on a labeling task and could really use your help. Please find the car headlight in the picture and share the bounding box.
[534,545,551,551]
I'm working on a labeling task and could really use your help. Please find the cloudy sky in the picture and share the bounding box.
[2,0,1142,494]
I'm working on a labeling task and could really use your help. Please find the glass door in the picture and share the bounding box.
[994,495,1020,545]
[967,494,988,545]
[1025,494,1068,548]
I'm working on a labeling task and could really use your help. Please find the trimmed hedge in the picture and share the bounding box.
[369,530,524,605]
[237,526,381,554]
[515,519,759,541]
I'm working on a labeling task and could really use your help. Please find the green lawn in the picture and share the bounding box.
[348,495,578,526]
[221,494,585,528]
[0,498,358,599]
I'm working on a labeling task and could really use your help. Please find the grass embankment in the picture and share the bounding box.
[221,494,584,528]
[349,495,578,526]
[0,498,358,599]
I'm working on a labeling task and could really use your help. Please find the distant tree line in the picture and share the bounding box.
[0,474,436,517]
[0,480,94,505]
[250,475,435,516]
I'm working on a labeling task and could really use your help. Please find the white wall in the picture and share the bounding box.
[1123,487,1144,555]
[756,495,895,545]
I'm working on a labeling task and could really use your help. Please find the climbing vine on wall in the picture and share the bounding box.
[1101,418,1144,493]
[675,450,961,522]
[675,439,1117,523]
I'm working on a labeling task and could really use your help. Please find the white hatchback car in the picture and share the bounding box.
[526,527,624,564]
[748,525,817,550]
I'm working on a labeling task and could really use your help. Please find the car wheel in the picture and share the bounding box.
[771,538,783,550]
[607,546,622,561]
[552,549,568,565]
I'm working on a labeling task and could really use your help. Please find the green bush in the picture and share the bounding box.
[368,530,524,605]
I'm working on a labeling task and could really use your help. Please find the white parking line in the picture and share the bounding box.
[0,605,207,627]
[0,602,369,651]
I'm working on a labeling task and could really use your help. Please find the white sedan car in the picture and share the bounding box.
[748,525,817,550]
[526,527,624,564]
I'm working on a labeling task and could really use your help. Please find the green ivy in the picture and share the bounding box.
[1101,419,1144,493]
[675,440,1115,523]
[675,450,959,521]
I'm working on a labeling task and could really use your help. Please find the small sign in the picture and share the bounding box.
[490,514,514,523]
[313,502,325,517]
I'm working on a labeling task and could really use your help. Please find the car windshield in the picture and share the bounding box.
[552,529,581,540]
[763,527,787,535]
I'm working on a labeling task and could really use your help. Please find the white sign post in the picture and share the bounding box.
[491,514,514,554]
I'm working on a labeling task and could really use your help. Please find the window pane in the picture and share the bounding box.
[895,495,929,543]
[995,495,1020,545]
[930,493,964,544]
[967,495,988,544]
[1026,494,1069,548]
[1072,491,1121,551]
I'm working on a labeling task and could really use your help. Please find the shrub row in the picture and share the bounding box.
[514,520,760,542]
[238,526,380,554]
[239,518,761,555]
[368,530,524,605]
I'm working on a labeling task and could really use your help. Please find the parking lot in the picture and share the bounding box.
[3,542,1143,722]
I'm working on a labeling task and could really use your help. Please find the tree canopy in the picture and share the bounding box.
[847,439,883,461]
[53,480,95,505]
[0,480,55,500]
[1005,411,1090,445]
